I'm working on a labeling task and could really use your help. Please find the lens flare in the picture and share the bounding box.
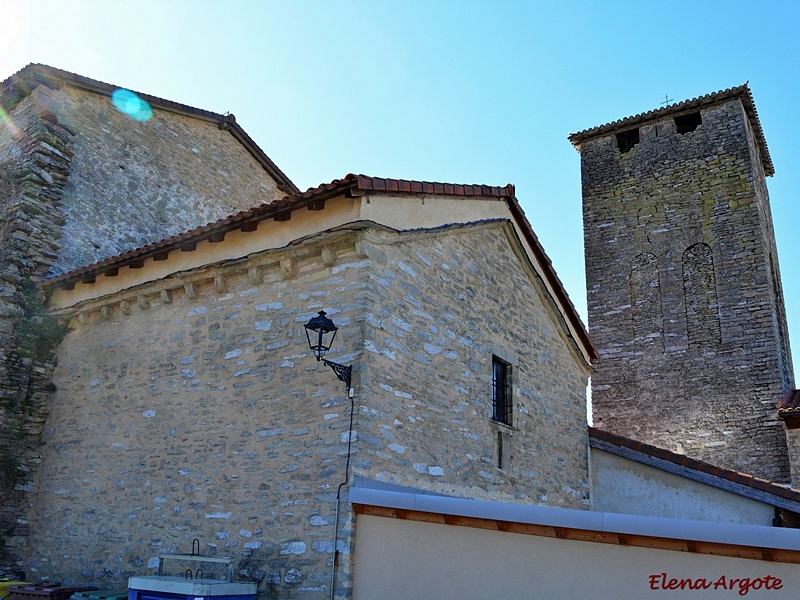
[0,104,22,139]
[111,89,153,122]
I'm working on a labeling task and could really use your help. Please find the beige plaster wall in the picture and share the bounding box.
[591,450,776,525]
[352,515,800,600]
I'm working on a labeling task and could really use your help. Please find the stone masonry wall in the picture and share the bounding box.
[0,82,290,577]
[0,92,73,577]
[582,98,791,482]
[785,429,800,489]
[28,232,366,599]
[743,110,795,393]
[24,83,286,276]
[25,220,592,597]
[354,221,592,506]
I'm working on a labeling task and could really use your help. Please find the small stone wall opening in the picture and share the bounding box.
[674,112,702,135]
[496,430,511,470]
[616,128,640,153]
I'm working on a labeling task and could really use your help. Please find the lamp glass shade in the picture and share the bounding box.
[304,310,338,360]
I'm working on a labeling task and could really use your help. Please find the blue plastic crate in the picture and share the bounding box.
[127,577,255,600]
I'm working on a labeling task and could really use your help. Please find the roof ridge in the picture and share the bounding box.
[348,174,516,197]
[0,64,298,193]
[568,84,749,141]
[2,63,228,120]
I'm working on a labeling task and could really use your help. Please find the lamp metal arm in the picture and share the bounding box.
[323,359,352,391]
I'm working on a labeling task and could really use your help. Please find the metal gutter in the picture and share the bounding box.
[349,481,800,552]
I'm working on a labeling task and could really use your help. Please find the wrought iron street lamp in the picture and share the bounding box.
[303,310,352,392]
[303,310,355,598]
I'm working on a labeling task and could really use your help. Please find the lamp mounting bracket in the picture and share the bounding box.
[323,359,352,391]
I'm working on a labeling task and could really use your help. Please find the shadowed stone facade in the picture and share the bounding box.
[572,87,794,483]
[0,64,295,578]
[0,84,73,578]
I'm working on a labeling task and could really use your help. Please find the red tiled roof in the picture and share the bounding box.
[43,174,519,289]
[44,175,363,289]
[568,84,774,177]
[589,427,800,504]
[779,389,800,413]
[778,390,800,429]
[0,63,298,193]
[43,173,598,364]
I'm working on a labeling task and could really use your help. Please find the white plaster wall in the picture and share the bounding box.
[591,450,776,525]
[352,515,798,600]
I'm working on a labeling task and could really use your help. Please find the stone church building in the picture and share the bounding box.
[1,65,799,598]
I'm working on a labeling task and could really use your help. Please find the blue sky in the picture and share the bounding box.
[2,0,799,379]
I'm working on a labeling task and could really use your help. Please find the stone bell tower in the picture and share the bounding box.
[570,85,794,483]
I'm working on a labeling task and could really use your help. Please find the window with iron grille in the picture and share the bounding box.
[491,356,512,425]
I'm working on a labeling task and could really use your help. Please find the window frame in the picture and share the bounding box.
[491,355,513,426]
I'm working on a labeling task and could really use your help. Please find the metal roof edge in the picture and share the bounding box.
[349,480,800,551]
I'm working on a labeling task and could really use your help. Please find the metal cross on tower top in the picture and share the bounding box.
[661,94,674,107]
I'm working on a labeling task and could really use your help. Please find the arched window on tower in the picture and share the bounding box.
[630,252,662,356]
[683,243,721,348]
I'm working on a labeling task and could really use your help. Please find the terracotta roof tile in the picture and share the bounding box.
[588,427,800,504]
[568,84,774,177]
[779,389,800,413]
[42,174,515,290]
[43,173,597,364]
[778,390,800,429]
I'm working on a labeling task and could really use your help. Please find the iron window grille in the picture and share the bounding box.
[491,356,512,425]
